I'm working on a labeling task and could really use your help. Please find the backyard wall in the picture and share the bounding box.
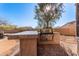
[54,28,76,36]
[54,21,76,36]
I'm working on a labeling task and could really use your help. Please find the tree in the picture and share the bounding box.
[0,17,17,30]
[34,3,64,29]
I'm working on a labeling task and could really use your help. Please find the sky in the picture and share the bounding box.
[0,3,76,28]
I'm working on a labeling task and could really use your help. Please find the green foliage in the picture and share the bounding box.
[0,25,16,30]
[16,27,33,30]
[34,3,64,28]
[0,18,33,31]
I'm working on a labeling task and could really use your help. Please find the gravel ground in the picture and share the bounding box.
[0,39,20,56]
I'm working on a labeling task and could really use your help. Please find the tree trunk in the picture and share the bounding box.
[46,21,49,28]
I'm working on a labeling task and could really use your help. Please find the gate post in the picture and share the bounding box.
[76,3,79,55]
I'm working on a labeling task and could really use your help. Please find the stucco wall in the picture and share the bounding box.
[54,21,76,36]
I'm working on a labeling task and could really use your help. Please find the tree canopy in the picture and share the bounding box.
[34,3,64,28]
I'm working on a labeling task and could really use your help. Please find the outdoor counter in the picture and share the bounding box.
[5,31,38,56]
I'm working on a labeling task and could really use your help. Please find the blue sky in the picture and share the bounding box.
[0,3,75,28]
[54,3,76,27]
